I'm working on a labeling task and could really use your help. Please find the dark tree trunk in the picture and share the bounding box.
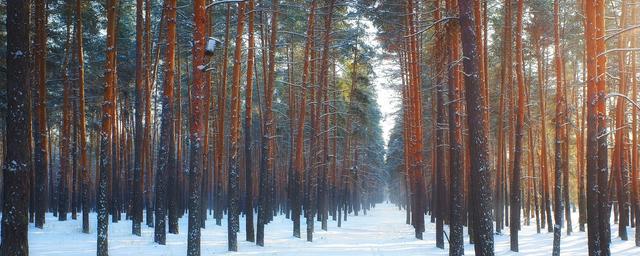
[2,0,31,254]
[510,0,525,252]
[458,0,495,254]
[154,0,177,245]
[257,0,279,247]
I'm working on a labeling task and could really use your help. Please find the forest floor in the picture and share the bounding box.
[21,203,640,255]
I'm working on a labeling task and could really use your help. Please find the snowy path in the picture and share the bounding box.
[21,203,640,255]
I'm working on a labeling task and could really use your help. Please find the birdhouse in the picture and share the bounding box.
[205,37,222,56]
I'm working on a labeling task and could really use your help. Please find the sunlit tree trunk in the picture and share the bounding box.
[187,0,207,254]
[228,1,246,251]
[495,0,511,234]
[552,0,565,253]
[244,0,256,242]
[612,0,630,241]
[404,0,426,240]
[144,0,154,228]
[293,0,316,239]
[97,0,118,254]
[631,1,640,247]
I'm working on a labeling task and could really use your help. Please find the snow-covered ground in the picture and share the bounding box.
[17,203,640,255]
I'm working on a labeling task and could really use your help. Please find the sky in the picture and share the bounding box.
[363,20,401,148]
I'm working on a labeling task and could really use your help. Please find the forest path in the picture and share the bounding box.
[25,203,640,255]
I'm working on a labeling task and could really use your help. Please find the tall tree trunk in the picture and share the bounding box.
[293,0,316,239]
[433,0,447,249]
[154,0,177,245]
[132,0,145,237]
[595,0,611,253]
[318,0,335,232]
[510,0,525,251]
[552,0,565,253]
[613,0,630,241]
[495,0,512,234]
[59,9,73,222]
[34,0,48,230]
[228,1,247,251]
[404,0,426,240]
[446,0,464,252]
[257,0,279,246]
[631,1,640,246]
[169,41,182,234]
[2,0,31,254]
[585,0,609,254]
[75,0,90,234]
[188,0,207,254]
[97,0,118,254]
[215,5,232,227]
[144,0,154,228]
[458,0,495,254]
[244,0,256,243]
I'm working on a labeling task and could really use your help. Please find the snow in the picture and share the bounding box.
[5,204,640,255]
[12,50,24,59]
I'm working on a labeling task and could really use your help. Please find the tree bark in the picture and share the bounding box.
[552,0,565,253]
[2,0,31,254]
[132,0,145,237]
[228,1,246,251]
[33,0,48,230]
[187,0,207,254]
[458,0,495,254]
[244,0,256,242]
[154,0,177,245]
[510,0,525,251]
[97,0,118,254]
[257,0,279,246]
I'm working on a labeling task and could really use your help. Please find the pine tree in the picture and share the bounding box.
[293,0,316,239]
[33,0,48,230]
[2,0,31,254]
[154,0,177,245]
[552,0,565,253]
[458,0,495,254]
[132,0,145,237]
[75,0,90,234]
[228,1,247,251]
[446,0,464,254]
[510,0,525,251]
[97,0,119,254]
[244,0,257,243]
[257,0,279,246]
